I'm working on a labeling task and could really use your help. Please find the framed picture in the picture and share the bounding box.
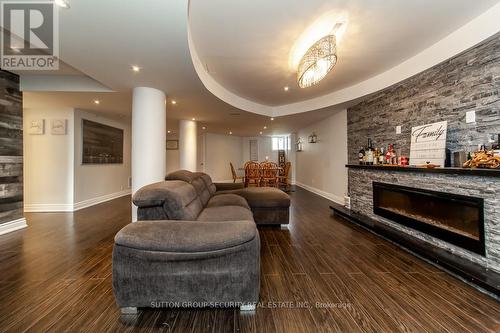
[51,119,67,135]
[82,119,124,164]
[166,140,179,150]
[28,119,44,135]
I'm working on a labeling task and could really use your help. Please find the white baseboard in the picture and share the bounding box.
[295,182,344,205]
[73,189,131,211]
[24,189,131,213]
[0,218,27,236]
[24,203,74,212]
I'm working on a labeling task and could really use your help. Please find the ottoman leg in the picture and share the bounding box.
[121,307,138,315]
[240,303,256,311]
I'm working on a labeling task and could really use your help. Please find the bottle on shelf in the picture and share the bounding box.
[373,148,379,165]
[391,144,398,165]
[379,147,385,164]
[358,146,365,165]
[493,134,500,157]
[366,138,374,165]
[385,144,393,164]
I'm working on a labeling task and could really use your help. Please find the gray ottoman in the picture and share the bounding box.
[220,187,291,225]
[112,220,260,313]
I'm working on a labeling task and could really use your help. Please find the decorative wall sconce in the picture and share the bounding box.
[308,132,318,143]
[296,138,304,152]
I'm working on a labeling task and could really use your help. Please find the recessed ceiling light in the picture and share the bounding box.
[270,117,275,121]
[167,130,171,134]
[192,118,196,121]
[94,100,100,105]
[229,131,233,135]
[263,126,267,129]
[171,100,176,105]
[259,131,263,135]
[131,65,140,72]
[202,126,206,130]
[54,0,70,8]
[283,86,289,92]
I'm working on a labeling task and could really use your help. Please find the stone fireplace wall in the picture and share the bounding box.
[347,33,500,164]
[348,169,500,273]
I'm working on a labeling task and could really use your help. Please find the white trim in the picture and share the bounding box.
[295,182,344,205]
[24,203,74,212]
[73,189,131,211]
[24,189,131,212]
[0,218,27,236]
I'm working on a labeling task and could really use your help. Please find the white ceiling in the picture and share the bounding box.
[14,0,500,136]
[190,0,500,106]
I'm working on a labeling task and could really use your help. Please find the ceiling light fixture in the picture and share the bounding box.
[229,131,233,135]
[260,131,263,135]
[192,118,196,121]
[54,0,70,8]
[297,34,337,88]
[171,100,176,105]
[94,100,100,105]
[270,117,275,121]
[167,130,171,134]
[283,86,289,92]
[131,65,140,72]
[263,126,267,129]
[202,126,206,130]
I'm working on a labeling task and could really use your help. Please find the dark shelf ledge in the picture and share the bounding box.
[346,164,500,177]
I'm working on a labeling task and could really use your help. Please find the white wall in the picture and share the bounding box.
[24,108,75,210]
[241,136,278,163]
[296,109,348,204]
[203,133,243,181]
[166,132,180,174]
[73,109,131,208]
[24,107,131,211]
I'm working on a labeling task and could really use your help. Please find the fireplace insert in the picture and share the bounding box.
[373,182,485,255]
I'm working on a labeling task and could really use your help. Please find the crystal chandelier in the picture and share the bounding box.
[297,35,337,88]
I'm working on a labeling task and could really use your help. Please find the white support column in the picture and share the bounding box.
[131,87,166,222]
[179,119,197,171]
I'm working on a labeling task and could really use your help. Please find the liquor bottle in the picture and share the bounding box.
[379,147,385,164]
[493,134,500,157]
[391,144,398,165]
[385,145,393,164]
[358,147,365,165]
[366,139,374,165]
[373,148,379,165]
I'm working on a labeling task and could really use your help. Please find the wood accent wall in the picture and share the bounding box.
[0,70,23,224]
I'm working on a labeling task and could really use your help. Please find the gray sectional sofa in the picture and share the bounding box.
[112,170,291,314]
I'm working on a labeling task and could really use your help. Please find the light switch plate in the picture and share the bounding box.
[396,125,402,134]
[466,110,476,123]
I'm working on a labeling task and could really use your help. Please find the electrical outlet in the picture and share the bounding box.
[396,125,402,134]
[466,110,476,123]
[344,196,351,210]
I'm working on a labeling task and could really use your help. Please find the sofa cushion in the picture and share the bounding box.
[197,206,254,222]
[207,194,250,209]
[133,181,203,220]
[115,220,257,252]
[165,170,196,183]
[198,173,217,195]
[166,170,214,205]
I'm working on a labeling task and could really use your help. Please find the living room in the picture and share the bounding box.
[0,0,499,332]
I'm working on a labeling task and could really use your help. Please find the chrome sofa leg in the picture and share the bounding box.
[240,303,256,311]
[121,307,138,314]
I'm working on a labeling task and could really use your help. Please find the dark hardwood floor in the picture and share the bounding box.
[0,188,499,332]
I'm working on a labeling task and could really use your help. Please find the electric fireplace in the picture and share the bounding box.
[373,182,485,255]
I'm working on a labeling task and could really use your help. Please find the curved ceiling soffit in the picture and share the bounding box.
[187,2,500,117]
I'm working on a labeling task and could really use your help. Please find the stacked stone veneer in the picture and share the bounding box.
[348,169,500,273]
[347,33,500,273]
[348,33,500,164]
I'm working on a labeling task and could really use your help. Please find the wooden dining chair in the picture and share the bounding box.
[260,161,279,187]
[278,161,291,190]
[230,162,244,183]
[245,162,261,187]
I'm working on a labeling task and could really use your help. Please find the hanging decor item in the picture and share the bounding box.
[308,132,318,143]
[296,138,304,152]
[297,35,337,88]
